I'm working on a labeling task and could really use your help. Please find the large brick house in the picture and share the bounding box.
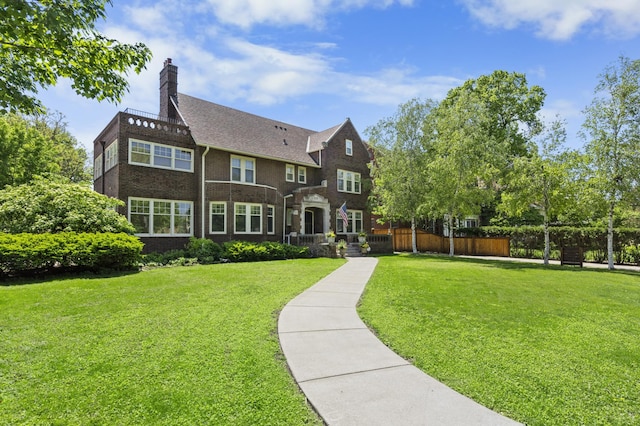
[93,59,372,252]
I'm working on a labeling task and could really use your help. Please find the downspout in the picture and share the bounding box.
[283,194,293,243]
[201,146,210,238]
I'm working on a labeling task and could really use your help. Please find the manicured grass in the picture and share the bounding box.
[358,255,640,426]
[1,259,344,425]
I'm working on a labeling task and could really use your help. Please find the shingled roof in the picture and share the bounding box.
[177,93,344,167]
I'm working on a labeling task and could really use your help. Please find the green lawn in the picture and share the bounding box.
[0,259,344,425]
[358,255,640,426]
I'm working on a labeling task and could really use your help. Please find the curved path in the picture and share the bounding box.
[278,257,521,426]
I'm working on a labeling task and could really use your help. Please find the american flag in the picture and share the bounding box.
[339,202,348,228]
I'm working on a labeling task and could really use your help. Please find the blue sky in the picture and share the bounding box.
[39,0,640,153]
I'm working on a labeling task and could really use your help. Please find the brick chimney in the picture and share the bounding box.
[159,58,178,120]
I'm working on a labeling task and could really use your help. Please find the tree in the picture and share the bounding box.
[0,177,135,234]
[441,70,546,164]
[366,99,438,253]
[427,71,546,256]
[499,118,581,265]
[0,113,56,188]
[0,0,152,114]
[30,111,92,183]
[0,113,91,188]
[426,89,496,256]
[582,56,640,270]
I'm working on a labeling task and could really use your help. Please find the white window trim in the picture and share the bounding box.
[94,154,103,180]
[234,202,262,234]
[128,197,193,237]
[105,139,118,171]
[337,169,361,194]
[231,155,256,184]
[128,138,194,173]
[298,166,307,184]
[285,164,295,182]
[209,202,227,234]
[267,205,275,235]
[336,209,363,234]
[346,139,353,156]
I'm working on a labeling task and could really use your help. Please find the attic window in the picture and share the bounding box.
[346,139,353,156]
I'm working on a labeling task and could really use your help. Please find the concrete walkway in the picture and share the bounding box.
[278,257,521,425]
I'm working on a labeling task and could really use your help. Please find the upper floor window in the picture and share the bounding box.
[129,138,193,172]
[105,140,118,171]
[337,169,361,194]
[231,156,255,184]
[346,139,353,156]
[94,154,103,180]
[298,166,307,184]
[285,164,295,182]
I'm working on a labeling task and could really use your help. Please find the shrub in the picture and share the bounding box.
[185,237,222,263]
[0,232,143,276]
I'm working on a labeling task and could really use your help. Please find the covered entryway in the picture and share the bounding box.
[300,194,330,235]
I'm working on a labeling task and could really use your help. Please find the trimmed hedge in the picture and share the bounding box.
[0,232,143,276]
[463,226,640,264]
[141,239,310,266]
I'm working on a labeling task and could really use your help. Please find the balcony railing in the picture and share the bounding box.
[123,108,185,126]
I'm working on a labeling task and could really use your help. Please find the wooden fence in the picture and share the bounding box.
[373,228,510,257]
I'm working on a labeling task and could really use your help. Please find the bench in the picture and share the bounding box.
[561,246,583,267]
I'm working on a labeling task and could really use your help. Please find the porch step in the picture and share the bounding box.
[345,243,363,257]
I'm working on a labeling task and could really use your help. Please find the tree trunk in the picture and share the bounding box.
[608,202,615,270]
[411,217,418,254]
[543,212,550,266]
[448,215,455,257]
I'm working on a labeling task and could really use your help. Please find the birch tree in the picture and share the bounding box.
[582,56,640,270]
[499,118,581,265]
[366,99,437,253]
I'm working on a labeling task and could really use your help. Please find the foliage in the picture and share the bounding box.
[185,237,223,264]
[498,118,582,264]
[0,0,152,114]
[366,98,438,253]
[222,241,309,262]
[0,177,134,234]
[476,225,640,263]
[0,232,143,275]
[0,112,91,188]
[359,255,640,425]
[426,71,546,255]
[1,260,338,424]
[582,56,640,269]
[336,239,348,250]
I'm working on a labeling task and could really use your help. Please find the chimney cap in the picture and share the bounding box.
[164,58,172,66]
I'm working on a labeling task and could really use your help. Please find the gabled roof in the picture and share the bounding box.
[178,93,343,167]
[307,122,343,153]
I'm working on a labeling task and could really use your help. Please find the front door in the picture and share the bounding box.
[305,210,314,234]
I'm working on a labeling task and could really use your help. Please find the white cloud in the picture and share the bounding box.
[204,0,414,29]
[460,0,640,40]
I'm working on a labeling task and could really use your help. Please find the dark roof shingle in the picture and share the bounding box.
[178,93,341,166]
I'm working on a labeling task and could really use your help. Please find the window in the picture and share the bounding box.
[231,156,255,183]
[105,140,118,171]
[267,205,275,234]
[346,139,353,156]
[298,166,306,184]
[285,164,295,182]
[210,202,226,234]
[337,169,361,194]
[175,149,192,171]
[336,209,363,234]
[129,139,193,172]
[94,154,103,180]
[128,198,193,236]
[235,203,262,234]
